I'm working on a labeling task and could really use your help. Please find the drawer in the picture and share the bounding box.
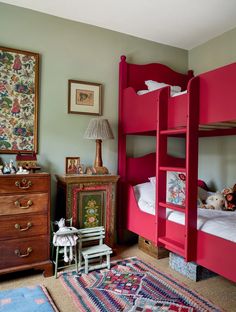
[138,236,169,259]
[0,235,49,269]
[0,175,49,194]
[0,214,48,240]
[0,193,48,215]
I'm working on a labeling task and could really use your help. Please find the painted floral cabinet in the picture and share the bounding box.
[55,174,119,247]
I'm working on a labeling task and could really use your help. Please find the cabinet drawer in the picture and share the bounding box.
[0,235,49,269]
[0,175,49,194]
[0,214,48,240]
[0,193,48,215]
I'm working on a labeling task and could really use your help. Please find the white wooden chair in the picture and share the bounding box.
[77,226,113,274]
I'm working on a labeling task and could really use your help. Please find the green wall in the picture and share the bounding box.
[189,27,236,190]
[0,3,188,212]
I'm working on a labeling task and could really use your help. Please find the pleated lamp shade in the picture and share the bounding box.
[84,118,114,174]
[84,118,114,140]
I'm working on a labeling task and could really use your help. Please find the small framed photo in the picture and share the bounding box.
[65,157,80,174]
[68,80,102,115]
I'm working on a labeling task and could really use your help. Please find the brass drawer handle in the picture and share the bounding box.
[15,179,32,190]
[15,247,33,258]
[15,222,32,231]
[15,200,33,209]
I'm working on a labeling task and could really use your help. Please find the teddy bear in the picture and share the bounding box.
[221,184,236,211]
[202,192,226,210]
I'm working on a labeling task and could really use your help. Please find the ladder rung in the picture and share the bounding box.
[160,128,187,135]
[159,202,185,212]
[158,236,184,256]
[159,166,186,172]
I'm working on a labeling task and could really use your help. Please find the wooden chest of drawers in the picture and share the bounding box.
[0,173,53,277]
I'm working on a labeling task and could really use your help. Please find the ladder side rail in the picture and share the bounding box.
[156,87,170,242]
[185,76,200,261]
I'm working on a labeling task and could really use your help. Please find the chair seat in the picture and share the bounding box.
[82,244,112,257]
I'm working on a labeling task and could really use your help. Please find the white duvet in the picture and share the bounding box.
[133,182,236,243]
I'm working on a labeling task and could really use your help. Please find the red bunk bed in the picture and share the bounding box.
[118,55,236,283]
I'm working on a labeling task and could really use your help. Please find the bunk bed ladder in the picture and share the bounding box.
[156,77,199,262]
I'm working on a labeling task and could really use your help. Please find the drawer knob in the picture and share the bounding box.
[15,247,33,258]
[15,179,32,190]
[15,200,33,209]
[15,222,32,231]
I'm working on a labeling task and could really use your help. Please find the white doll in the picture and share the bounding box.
[53,218,78,262]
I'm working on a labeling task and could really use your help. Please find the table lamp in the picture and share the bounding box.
[84,118,114,174]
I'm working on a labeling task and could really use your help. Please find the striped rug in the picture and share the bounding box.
[60,257,222,312]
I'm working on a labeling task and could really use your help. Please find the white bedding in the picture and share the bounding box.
[137,80,187,97]
[133,182,236,243]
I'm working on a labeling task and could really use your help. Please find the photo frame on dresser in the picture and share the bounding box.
[0,46,39,154]
[68,80,102,115]
[65,157,80,174]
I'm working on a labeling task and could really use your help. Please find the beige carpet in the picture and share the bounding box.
[1,244,236,311]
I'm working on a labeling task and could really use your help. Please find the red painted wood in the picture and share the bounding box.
[126,61,192,92]
[126,153,156,185]
[126,184,156,242]
[166,220,236,283]
[196,231,236,283]
[120,58,236,134]
[184,76,199,261]
[199,62,236,125]
[118,55,236,282]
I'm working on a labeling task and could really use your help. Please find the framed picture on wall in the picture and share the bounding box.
[65,157,80,174]
[0,46,39,154]
[68,80,102,115]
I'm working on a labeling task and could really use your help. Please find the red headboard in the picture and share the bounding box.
[120,55,193,92]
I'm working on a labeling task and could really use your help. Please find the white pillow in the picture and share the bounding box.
[145,80,181,93]
[137,90,149,95]
[148,176,156,187]
[133,182,155,204]
[145,80,168,91]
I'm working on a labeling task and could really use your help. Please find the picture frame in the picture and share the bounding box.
[65,157,80,174]
[0,46,39,154]
[68,80,102,115]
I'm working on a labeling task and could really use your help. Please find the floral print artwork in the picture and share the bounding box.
[0,47,38,153]
[167,172,186,205]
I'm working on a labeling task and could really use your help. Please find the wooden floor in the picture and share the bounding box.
[1,244,236,311]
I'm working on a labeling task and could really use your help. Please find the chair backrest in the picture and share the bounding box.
[78,226,106,246]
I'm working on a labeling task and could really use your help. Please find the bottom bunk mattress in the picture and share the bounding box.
[133,181,236,243]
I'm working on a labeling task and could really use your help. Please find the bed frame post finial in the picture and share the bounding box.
[120,55,126,62]
[187,70,194,79]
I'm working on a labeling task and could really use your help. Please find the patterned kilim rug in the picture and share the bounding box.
[0,285,58,312]
[60,257,222,312]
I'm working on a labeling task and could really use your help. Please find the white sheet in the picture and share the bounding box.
[133,182,236,243]
[137,89,187,97]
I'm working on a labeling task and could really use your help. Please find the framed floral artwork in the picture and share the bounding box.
[68,80,102,115]
[0,46,39,154]
[65,157,80,174]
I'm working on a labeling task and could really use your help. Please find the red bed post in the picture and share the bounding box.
[118,56,128,242]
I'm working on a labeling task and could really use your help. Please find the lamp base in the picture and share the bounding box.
[94,166,109,175]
